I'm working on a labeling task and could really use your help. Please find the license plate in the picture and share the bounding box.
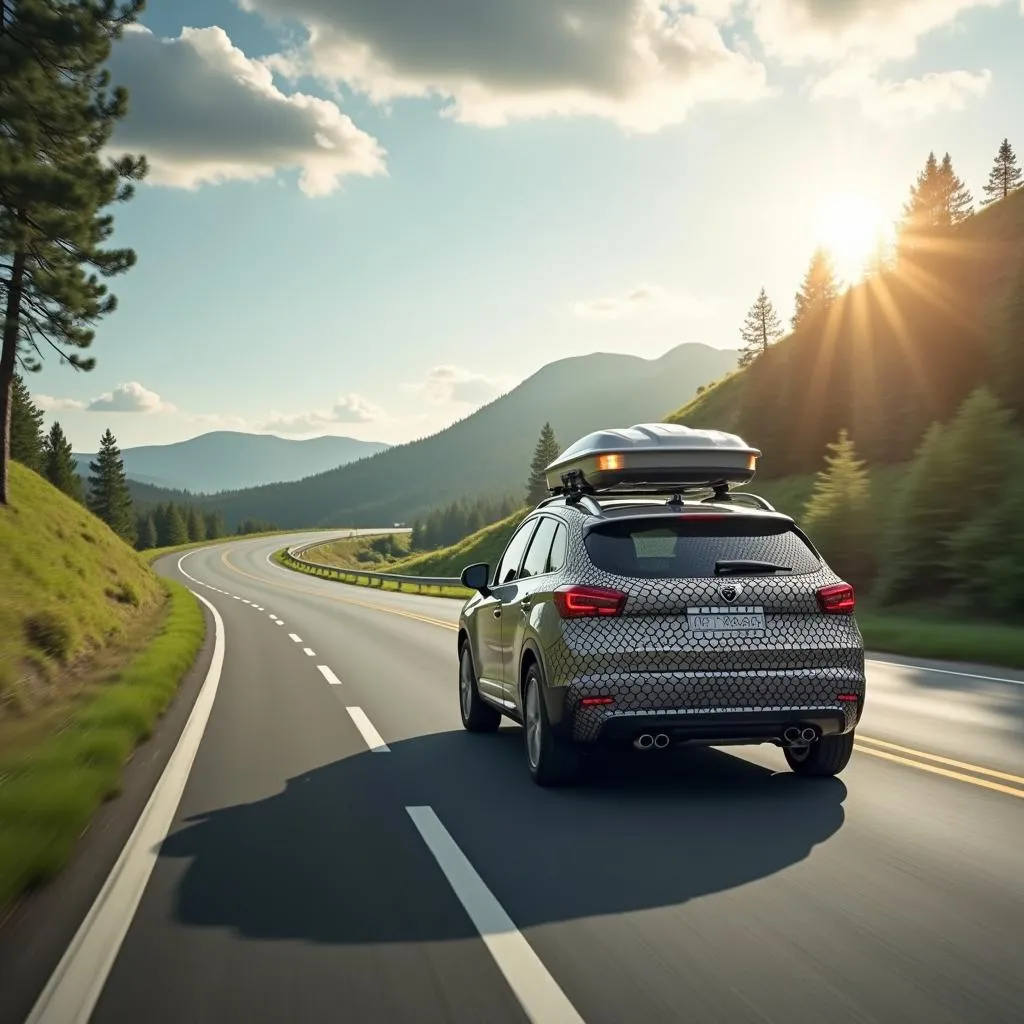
[687,610,765,633]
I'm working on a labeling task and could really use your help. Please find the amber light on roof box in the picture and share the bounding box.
[596,453,624,471]
[747,454,758,471]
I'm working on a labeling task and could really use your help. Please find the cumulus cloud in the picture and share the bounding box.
[401,366,505,405]
[86,382,175,413]
[240,0,769,131]
[35,394,87,412]
[813,64,993,121]
[106,24,386,195]
[265,393,383,432]
[572,283,719,320]
[750,0,1006,66]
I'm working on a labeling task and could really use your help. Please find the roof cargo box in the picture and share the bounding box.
[544,423,760,495]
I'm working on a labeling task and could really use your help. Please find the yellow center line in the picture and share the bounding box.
[218,547,460,632]
[853,744,1024,800]
[211,544,1024,798]
[854,734,1024,786]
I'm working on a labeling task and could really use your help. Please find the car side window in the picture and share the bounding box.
[494,520,538,585]
[547,523,567,573]
[519,517,558,579]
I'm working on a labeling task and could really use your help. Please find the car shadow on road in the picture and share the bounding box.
[159,729,847,945]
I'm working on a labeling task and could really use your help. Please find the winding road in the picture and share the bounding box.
[14,533,1024,1023]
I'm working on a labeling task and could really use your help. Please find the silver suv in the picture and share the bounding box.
[456,427,865,786]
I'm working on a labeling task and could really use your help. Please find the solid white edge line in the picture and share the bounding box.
[303,648,316,657]
[345,706,390,753]
[288,633,302,643]
[26,584,225,1024]
[316,665,343,686]
[406,806,585,1024]
[867,657,1024,687]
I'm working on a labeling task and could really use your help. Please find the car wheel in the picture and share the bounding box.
[523,662,580,787]
[459,643,501,733]
[784,730,855,776]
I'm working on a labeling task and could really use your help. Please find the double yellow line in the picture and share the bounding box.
[217,544,1024,800]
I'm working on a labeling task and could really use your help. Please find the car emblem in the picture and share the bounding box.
[718,583,741,604]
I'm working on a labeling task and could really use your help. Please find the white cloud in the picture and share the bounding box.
[86,382,175,413]
[265,392,383,432]
[240,0,770,132]
[813,64,993,121]
[35,394,87,412]
[571,283,719,320]
[106,24,386,196]
[750,0,1006,65]
[401,365,506,405]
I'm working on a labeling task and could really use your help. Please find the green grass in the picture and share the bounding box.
[0,577,206,911]
[0,462,164,713]
[857,612,1024,669]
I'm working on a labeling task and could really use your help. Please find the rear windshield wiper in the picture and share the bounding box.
[714,559,793,576]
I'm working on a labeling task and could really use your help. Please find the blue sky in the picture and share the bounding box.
[26,0,1024,450]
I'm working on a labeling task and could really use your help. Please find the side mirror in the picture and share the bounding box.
[461,562,491,595]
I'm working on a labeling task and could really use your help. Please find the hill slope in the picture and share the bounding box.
[0,463,164,716]
[668,188,1024,477]
[73,431,389,494]
[187,342,736,529]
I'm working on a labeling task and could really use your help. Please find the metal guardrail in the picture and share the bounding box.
[284,538,464,591]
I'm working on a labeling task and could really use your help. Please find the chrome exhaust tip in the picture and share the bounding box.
[800,727,819,743]
[653,733,670,749]
[782,726,802,745]
[634,733,655,750]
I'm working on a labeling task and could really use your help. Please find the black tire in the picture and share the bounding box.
[523,662,580,787]
[459,643,501,733]
[784,731,855,777]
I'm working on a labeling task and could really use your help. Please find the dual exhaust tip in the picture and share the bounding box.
[634,732,670,750]
[783,725,819,745]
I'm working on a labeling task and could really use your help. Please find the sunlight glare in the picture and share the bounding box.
[817,194,894,284]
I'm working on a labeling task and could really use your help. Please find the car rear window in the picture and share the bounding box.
[583,517,821,578]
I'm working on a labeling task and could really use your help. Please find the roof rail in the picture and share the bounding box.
[702,490,776,512]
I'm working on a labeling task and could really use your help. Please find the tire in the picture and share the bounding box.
[459,643,501,733]
[784,730,855,777]
[523,662,580,787]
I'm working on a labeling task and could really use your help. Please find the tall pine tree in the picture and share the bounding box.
[938,152,974,225]
[981,138,1023,206]
[526,423,560,506]
[0,0,147,505]
[792,248,839,330]
[901,151,945,234]
[738,288,783,368]
[87,428,135,543]
[9,373,45,471]
[43,420,84,501]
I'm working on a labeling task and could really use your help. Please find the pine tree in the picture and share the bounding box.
[981,138,1022,206]
[901,151,944,235]
[526,422,560,506]
[801,430,874,588]
[792,248,839,331]
[187,505,206,542]
[137,513,158,551]
[0,0,147,505]
[165,503,189,546]
[738,288,784,368]
[204,510,225,540]
[938,153,974,225]
[42,420,83,501]
[9,373,45,471]
[87,428,135,543]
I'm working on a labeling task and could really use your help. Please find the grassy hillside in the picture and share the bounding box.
[173,343,736,531]
[0,463,165,718]
[667,188,1024,478]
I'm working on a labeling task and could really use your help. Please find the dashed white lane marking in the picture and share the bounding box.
[242,599,251,605]
[317,665,343,686]
[288,633,302,643]
[269,614,279,621]
[26,575,227,1024]
[275,620,285,626]
[303,648,316,657]
[407,806,585,1024]
[232,595,240,600]
[346,707,390,753]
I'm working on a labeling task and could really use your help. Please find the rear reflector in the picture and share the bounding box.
[837,693,859,703]
[816,582,855,614]
[553,585,627,618]
[580,696,615,707]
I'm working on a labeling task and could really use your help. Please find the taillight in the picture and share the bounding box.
[553,585,626,618]
[817,582,855,614]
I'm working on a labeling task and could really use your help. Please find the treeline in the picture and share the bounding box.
[410,494,520,552]
[8,381,276,550]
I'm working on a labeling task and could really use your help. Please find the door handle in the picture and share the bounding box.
[492,608,502,618]
[520,596,533,613]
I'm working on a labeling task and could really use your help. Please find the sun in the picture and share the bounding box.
[816,194,895,285]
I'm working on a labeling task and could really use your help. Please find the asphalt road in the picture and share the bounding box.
[24,533,1024,1023]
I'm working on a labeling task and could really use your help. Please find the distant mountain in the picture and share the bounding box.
[73,431,390,494]
[187,343,736,529]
